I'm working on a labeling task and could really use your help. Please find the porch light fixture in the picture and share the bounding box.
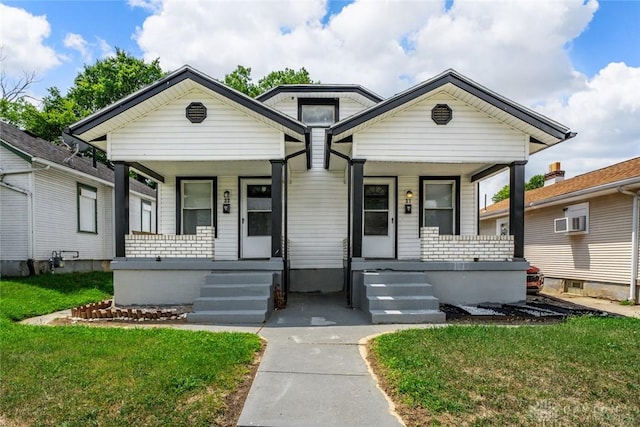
[405,190,414,214]
[223,190,231,214]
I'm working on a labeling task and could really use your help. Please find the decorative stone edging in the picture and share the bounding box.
[71,300,188,321]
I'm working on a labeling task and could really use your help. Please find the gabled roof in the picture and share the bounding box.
[326,69,575,146]
[1,121,156,197]
[257,84,384,103]
[67,65,310,145]
[481,157,640,217]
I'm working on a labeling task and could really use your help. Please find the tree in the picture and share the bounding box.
[66,48,165,117]
[223,65,317,97]
[491,174,545,203]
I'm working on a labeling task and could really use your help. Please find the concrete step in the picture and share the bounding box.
[367,295,440,311]
[363,271,428,285]
[187,310,267,324]
[370,309,446,324]
[200,283,271,297]
[193,296,269,312]
[206,272,273,285]
[365,282,434,296]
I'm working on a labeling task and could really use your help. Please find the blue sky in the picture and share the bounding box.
[1,0,639,198]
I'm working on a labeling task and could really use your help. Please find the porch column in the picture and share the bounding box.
[270,160,284,258]
[114,162,130,258]
[352,159,366,258]
[509,161,526,260]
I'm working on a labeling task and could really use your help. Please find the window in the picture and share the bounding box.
[420,177,460,235]
[247,184,271,236]
[364,184,389,236]
[497,219,509,236]
[298,98,338,127]
[141,200,152,233]
[78,184,97,233]
[177,178,216,235]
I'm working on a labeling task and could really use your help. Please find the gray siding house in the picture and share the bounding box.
[0,122,156,276]
[480,159,640,302]
[65,66,574,323]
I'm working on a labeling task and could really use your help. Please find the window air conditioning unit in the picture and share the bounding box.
[554,216,587,233]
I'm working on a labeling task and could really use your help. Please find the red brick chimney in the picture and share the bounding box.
[544,162,565,186]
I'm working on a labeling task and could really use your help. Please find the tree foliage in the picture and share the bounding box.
[223,65,317,97]
[491,174,545,203]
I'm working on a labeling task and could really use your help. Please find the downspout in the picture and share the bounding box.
[617,186,640,302]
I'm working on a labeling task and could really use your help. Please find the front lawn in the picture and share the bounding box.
[370,317,640,426]
[0,272,262,426]
[0,271,113,321]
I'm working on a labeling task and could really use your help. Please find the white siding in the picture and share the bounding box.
[214,176,238,260]
[523,194,634,285]
[0,147,31,260]
[355,93,527,163]
[267,92,373,121]
[109,90,283,161]
[33,168,114,261]
[288,168,348,269]
[397,176,419,259]
[158,177,176,234]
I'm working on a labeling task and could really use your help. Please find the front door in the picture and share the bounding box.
[362,178,395,258]
[241,179,272,258]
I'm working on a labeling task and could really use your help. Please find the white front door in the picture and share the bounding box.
[241,179,272,258]
[362,178,395,258]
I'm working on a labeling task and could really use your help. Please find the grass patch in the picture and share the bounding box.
[1,324,262,426]
[0,272,113,321]
[370,317,640,426]
[0,272,263,426]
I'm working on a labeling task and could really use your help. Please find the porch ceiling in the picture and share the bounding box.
[137,160,272,177]
[364,161,491,178]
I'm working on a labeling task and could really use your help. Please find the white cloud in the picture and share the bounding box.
[0,3,60,77]
[64,33,91,62]
[97,38,115,59]
[133,0,638,203]
[128,0,163,13]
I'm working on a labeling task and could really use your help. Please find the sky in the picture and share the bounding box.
[1,0,639,202]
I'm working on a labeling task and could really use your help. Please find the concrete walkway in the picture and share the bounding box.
[237,293,431,427]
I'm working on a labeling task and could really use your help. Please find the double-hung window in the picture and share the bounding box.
[421,178,459,235]
[178,178,215,235]
[78,183,97,233]
[141,200,153,233]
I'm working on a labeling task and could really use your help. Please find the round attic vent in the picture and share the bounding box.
[431,104,452,125]
[186,102,207,123]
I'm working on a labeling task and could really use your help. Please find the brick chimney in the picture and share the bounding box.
[544,162,565,186]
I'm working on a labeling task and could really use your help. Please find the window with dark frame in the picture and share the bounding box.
[422,179,456,235]
[179,179,215,235]
[298,98,339,127]
[77,183,97,233]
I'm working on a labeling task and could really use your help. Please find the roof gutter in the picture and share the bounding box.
[617,186,640,303]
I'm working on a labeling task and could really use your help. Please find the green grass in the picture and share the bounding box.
[0,272,263,426]
[0,272,113,321]
[371,317,640,426]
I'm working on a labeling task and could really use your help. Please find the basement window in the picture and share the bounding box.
[78,184,97,233]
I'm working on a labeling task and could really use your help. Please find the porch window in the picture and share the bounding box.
[364,184,389,236]
[141,200,152,233]
[420,177,460,235]
[77,183,97,233]
[177,178,216,235]
[247,184,271,236]
[298,98,338,127]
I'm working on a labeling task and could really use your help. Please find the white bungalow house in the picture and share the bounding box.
[65,66,574,323]
[0,121,156,276]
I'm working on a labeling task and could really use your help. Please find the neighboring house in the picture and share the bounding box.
[65,66,574,323]
[0,121,156,276]
[480,159,640,302]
